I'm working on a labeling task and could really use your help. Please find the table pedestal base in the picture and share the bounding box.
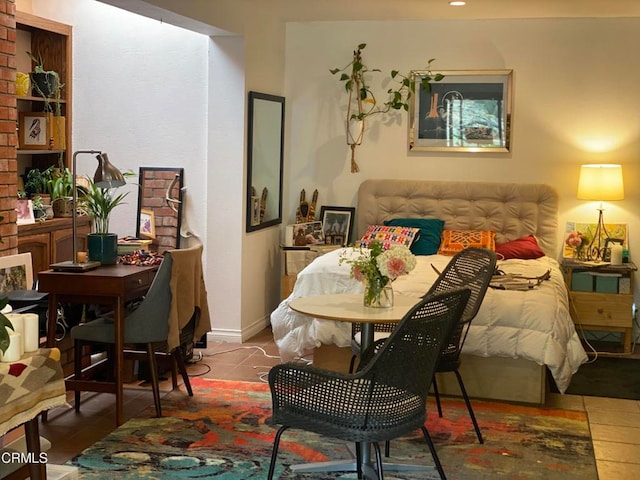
[291,442,435,478]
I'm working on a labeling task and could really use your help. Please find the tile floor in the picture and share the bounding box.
[33,328,640,479]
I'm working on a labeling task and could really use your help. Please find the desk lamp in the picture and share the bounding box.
[50,150,125,271]
[577,164,624,262]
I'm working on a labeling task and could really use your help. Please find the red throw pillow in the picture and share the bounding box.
[495,235,545,260]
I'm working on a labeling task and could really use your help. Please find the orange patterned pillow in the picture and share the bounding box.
[437,229,496,256]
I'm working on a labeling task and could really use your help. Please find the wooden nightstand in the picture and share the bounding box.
[280,245,342,300]
[562,259,637,353]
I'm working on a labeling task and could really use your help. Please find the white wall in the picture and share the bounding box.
[284,19,640,308]
[19,0,240,335]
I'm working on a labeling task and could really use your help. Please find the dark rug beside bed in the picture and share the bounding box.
[558,356,640,400]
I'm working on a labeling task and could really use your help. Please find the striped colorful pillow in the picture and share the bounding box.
[358,225,420,249]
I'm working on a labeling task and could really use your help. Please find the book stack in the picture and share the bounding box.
[117,237,153,255]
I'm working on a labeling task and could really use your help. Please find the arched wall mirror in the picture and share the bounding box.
[136,167,184,253]
[246,91,285,232]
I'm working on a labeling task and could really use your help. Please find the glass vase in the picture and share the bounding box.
[363,277,394,308]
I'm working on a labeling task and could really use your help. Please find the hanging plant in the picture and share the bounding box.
[330,43,443,172]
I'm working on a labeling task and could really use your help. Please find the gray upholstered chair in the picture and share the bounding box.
[267,288,470,480]
[70,251,193,417]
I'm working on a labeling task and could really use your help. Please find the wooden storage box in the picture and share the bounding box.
[571,271,593,292]
[595,275,619,293]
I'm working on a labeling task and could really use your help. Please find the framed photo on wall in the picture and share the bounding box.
[408,70,512,153]
[320,206,355,246]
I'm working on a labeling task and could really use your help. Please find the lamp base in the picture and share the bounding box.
[50,260,101,272]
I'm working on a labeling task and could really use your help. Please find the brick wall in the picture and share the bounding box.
[0,0,16,255]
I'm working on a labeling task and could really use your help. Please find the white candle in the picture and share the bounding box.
[5,314,24,356]
[22,313,40,353]
[0,331,22,362]
[611,244,623,265]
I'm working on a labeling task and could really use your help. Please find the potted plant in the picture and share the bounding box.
[80,173,134,264]
[27,51,66,152]
[330,43,443,172]
[24,166,56,214]
[27,51,60,99]
[51,168,88,218]
[31,194,48,222]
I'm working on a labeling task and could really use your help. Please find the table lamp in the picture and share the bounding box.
[50,150,125,271]
[576,164,624,262]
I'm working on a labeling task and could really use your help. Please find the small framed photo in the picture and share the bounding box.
[139,208,156,238]
[16,199,35,225]
[409,70,512,153]
[19,112,49,149]
[330,235,345,246]
[292,221,324,246]
[250,196,260,226]
[320,206,355,245]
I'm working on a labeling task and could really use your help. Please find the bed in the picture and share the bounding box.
[271,179,588,404]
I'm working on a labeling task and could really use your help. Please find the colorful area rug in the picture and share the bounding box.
[69,378,597,479]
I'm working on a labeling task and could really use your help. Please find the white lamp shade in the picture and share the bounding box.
[577,164,624,201]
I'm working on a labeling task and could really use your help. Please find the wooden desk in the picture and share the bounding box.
[38,264,156,426]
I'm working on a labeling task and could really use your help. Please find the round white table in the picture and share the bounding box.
[287,293,432,478]
[289,293,420,351]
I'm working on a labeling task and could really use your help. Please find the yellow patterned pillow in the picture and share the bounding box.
[438,229,496,256]
[358,225,420,250]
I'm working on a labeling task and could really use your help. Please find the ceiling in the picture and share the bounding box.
[100,0,640,37]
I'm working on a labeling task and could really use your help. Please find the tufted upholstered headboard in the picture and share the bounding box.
[357,179,558,257]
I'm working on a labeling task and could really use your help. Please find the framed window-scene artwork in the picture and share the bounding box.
[409,70,512,153]
[320,206,356,246]
[138,208,156,239]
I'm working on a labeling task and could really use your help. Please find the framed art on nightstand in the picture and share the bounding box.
[320,206,355,246]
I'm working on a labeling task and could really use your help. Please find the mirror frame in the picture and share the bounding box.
[246,91,285,232]
[136,166,184,252]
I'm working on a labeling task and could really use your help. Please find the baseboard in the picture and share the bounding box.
[208,316,270,343]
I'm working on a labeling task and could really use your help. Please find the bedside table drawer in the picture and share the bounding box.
[571,292,633,328]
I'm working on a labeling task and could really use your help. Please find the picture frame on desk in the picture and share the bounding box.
[138,208,156,239]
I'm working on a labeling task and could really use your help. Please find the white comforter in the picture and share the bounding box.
[270,248,588,393]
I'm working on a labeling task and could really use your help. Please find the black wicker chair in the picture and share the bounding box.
[352,247,497,446]
[267,288,470,480]
[425,247,497,444]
